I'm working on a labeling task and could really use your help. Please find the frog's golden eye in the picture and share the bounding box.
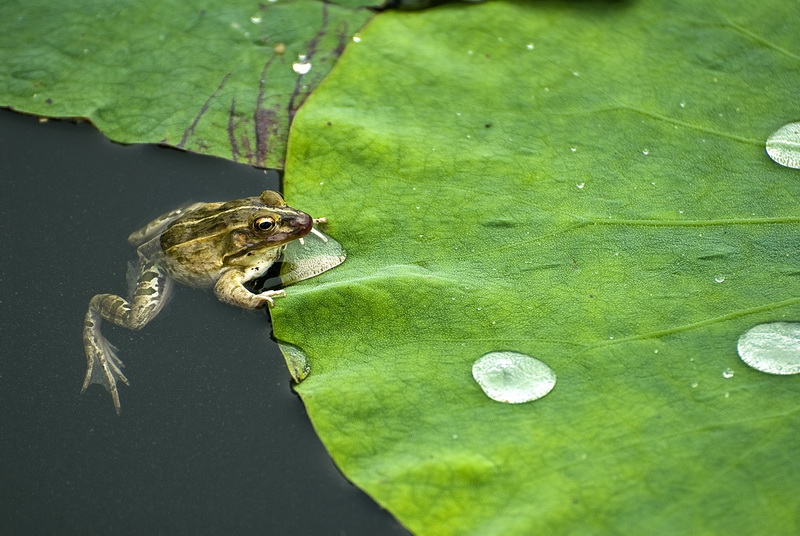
[254,216,276,232]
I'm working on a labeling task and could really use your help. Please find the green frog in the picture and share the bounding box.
[82,190,319,414]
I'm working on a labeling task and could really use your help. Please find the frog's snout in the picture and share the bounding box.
[293,212,313,236]
[268,211,313,244]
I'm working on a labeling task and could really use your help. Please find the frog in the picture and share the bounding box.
[82,190,321,415]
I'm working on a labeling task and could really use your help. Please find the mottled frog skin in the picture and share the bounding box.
[82,190,315,414]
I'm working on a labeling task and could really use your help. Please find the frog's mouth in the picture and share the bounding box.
[266,212,313,244]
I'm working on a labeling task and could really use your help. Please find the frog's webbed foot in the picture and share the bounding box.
[82,307,129,415]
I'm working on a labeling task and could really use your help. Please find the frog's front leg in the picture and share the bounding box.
[214,269,286,309]
[82,257,173,415]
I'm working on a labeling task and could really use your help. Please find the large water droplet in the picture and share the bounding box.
[766,121,800,169]
[737,322,800,375]
[279,228,346,285]
[472,351,556,403]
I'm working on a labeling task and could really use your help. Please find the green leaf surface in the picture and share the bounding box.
[276,0,800,534]
[0,0,372,168]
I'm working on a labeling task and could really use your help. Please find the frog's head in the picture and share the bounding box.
[230,190,313,252]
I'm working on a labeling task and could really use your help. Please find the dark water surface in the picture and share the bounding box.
[0,109,409,536]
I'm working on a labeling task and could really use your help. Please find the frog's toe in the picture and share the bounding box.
[259,289,287,308]
[82,332,129,415]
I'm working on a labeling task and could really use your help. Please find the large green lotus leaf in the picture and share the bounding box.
[0,0,372,169]
[275,0,800,534]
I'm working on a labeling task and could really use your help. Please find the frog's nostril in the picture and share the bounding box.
[298,212,313,234]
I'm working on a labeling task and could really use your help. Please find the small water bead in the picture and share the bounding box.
[722,368,734,379]
[642,148,649,155]
[766,121,800,169]
[714,275,725,283]
[576,182,585,189]
[738,322,800,374]
[292,55,312,74]
[526,43,534,50]
[472,351,557,404]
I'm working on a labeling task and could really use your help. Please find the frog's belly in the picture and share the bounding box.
[162,256,222,288]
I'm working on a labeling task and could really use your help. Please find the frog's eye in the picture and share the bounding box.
[254,216,276,232]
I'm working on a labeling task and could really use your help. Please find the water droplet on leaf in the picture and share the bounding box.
[738,322,800,375]
[278,342,311,382]
[766,121,800,169]
[278,230,346,285]
[472,351,557,404]
[292,55,312,74]
[722,368,734,379]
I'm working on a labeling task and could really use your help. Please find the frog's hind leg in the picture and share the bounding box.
[81,258,173,415]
